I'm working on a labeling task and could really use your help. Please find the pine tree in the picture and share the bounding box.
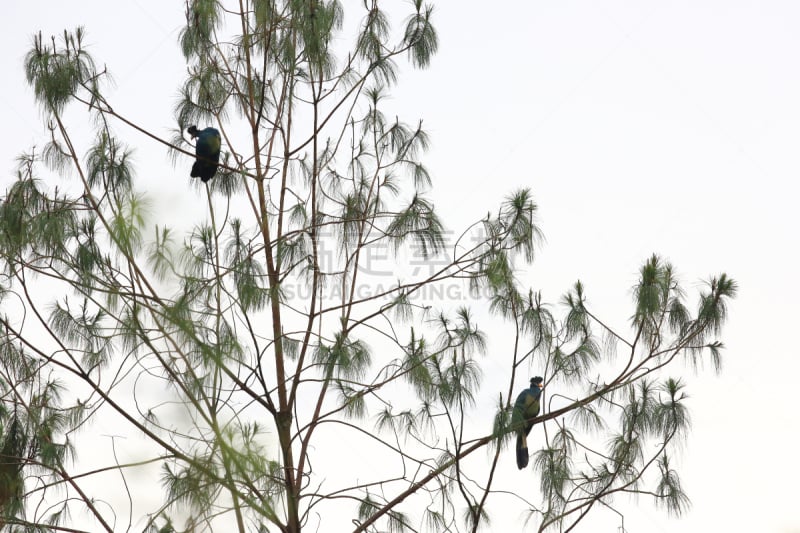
[0,3,735,532]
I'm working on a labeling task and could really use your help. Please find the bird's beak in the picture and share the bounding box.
[537,383,544,389]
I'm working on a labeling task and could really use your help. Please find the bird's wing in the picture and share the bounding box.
[512,390,533,428]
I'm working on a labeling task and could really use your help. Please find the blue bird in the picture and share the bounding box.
[512,376,543,469]
[187,126,221,182]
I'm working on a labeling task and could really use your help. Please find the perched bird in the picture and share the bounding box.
[512,376,544,470]
[187,125,221,182]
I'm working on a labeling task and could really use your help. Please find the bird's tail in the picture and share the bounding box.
[516,433,529,470]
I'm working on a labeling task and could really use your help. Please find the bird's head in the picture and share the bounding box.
[531,376,544,390]
[187,125,199,138]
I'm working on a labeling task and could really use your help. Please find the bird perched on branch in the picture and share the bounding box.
[512,376,544,470]
[187,125,221,182]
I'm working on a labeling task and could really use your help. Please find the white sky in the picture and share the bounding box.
[3,1,800,532]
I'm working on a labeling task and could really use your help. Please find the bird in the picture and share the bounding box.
[187,125,221,182]
[512,376,544,470]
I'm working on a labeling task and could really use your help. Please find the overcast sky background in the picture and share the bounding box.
[3,1,800,532]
